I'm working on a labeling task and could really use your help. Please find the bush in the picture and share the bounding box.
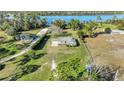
[104,28,112,33]
[9,51,16,55]
[21,65,40,74]
[0,48,9,55]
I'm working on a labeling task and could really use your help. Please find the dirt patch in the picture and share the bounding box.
[85,34,124,80]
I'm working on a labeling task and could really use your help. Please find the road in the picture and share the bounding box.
[0,28,48,63]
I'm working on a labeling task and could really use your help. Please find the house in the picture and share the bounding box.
[51,37,77,47]
[20,33,34,43]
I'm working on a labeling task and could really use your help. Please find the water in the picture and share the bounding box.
[5,14,124,24]
[40,14,124,24]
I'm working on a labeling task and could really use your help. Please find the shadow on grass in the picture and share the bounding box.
[33,35,50,50]
[0,64,5,71]
[10,65,41,81]
[0,76,9,81]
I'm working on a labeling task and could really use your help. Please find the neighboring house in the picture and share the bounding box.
[20,34,34,43]
[51,37,77,47]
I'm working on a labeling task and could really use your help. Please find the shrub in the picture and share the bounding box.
[104,27,112,33]
[9,51,16,55]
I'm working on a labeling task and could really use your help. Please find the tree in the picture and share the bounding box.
[6,26,17,36]
[77,30,85,39]
[112,15,117,20]
[68,19,81,31]
[0,21,10,31]
[52,19,66,29]
[104,27,112,33]
[41,18,47,27]
[96,16,102,21]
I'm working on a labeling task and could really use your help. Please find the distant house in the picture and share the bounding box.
[51,37,77,47]
[20,33,34,43]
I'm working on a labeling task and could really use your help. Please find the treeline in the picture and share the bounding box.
[0,13,47,36]
[0,11,124,16]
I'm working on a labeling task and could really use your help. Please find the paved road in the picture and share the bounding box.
[0,28,48,63]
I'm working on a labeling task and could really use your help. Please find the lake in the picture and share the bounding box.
[39,14,124,24]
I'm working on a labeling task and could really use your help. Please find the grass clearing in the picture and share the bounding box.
[22,29,41,35]
[0,31,12,41]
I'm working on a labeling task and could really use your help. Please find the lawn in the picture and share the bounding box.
[0,31,12,41]
[22,29,41,35]
[0,62,19,80]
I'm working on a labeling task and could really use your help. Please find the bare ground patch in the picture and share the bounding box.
[85,34,124,80]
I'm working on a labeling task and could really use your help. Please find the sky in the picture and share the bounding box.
[0,0,124,11]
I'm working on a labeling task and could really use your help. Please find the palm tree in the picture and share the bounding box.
[6,26,17,36]
[68,19,81,31]
[0,21,10,31]
[96,16,102,22]
[41,18,47,27]
[52,19,66,29]
[112,15,117,20]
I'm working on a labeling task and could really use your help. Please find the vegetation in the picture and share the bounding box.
[52,19,66,29]
[10,65,40,80]
[57,58,83,80]
[56,58,116,81]
[0,13,48,37]
[68,19,82,31]
[1,11,124,16]
[104,27,112,33]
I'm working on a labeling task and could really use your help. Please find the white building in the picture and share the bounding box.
[51,37,77,47]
